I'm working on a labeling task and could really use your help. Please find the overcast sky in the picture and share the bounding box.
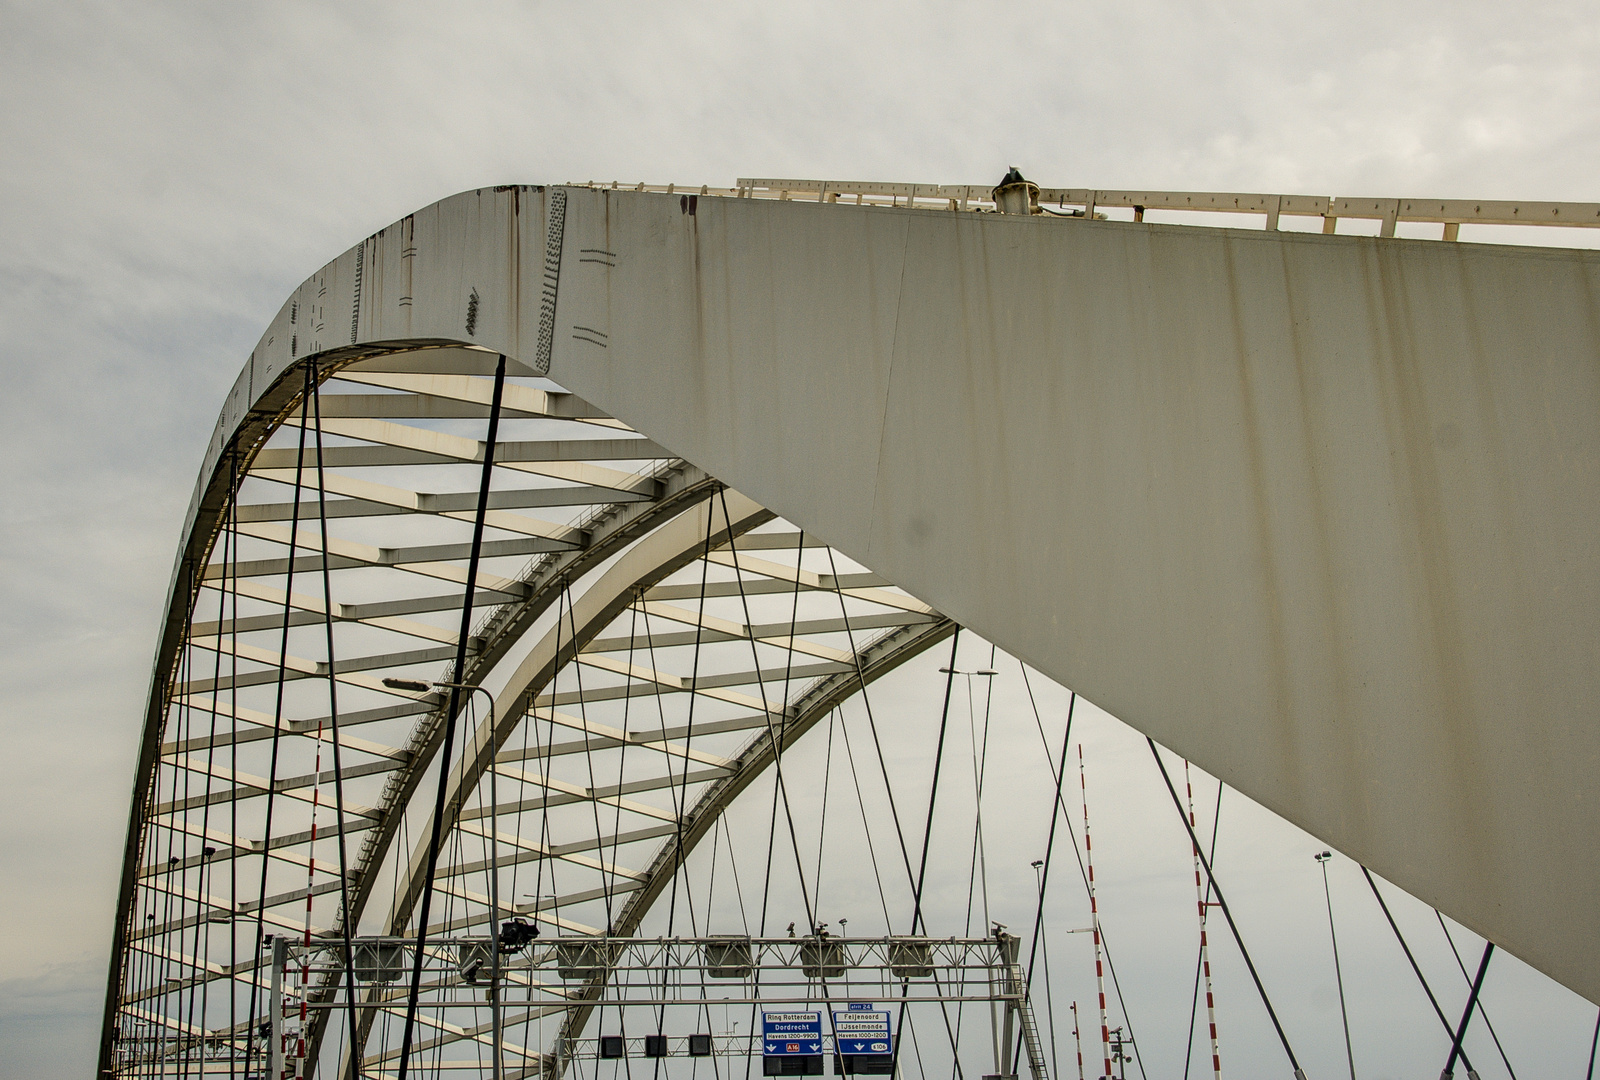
[3,2,1599,1077]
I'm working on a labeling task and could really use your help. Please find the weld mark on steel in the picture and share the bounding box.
[572,325,609,348]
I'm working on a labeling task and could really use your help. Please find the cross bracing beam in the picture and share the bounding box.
[248,467,645,518]
[497,708,737,768]
[252,430,668,471]
[158,752,399,800]
[463,764,730,817]
[234,482,650,527]
[320,368,609,417]
[186,635,461,678]
[230,518,577,568]
[446,822,648,882]
[146,814,380,861]
[161,696,428,754]
[132,903,331,946]
[644,576,936,610]
[544,656,853,708]
[151,775,381,820]
[491,711,800,763]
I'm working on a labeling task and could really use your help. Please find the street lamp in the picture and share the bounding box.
[1315,850,1356,1080]
[384,676,503,1080]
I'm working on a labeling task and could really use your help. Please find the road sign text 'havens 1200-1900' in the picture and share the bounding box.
[832,1008,892,1055]
[762,1012,823,1055]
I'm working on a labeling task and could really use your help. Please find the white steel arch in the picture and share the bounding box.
[104,178,1600,1076]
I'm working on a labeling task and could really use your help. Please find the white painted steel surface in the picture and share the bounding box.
[126,182,1600,1047]
[550,187,1600,1005]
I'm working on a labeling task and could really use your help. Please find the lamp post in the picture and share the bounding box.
[1315,850,1356,1080]
[385,677,501,1080]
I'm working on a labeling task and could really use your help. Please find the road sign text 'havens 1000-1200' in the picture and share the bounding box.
[832,1009,892,1055]
[763,1012,823,1055]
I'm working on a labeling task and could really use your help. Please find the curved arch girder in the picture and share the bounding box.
[110,174,1600,1074]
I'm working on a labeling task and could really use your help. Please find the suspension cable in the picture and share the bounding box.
[951,658,996,1080]
[823,546,919,896]
[812,709,837,911]
[246,361,314,1063]
[397,352,507,1080]
[1022,691,1074,991]
[190,456,234,1072]
[718,495,820,936]
[1435,913,1517,1079]
[1148,737,1303,1077]
[310,360,362,1062]
[1019,663,1146,1080]
[821,544,963,1080]
[838,714,894,928]
[1359,869,1474,1074]
[889,630,961,1080]
[564,582,617,930]
[1011,689,1075,1080]
[742,529,809,1080]
[226,450,242,1076]
[1586,1008,1599,1080]
[1443,944,1494,1079]
[656,495,718,1069]
[531,578,562,933]
[607,598,642,932]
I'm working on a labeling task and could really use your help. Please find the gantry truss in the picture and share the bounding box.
[117,933,1047,1080]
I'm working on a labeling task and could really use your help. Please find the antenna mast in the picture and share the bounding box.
[1185,760,1222,1079]
[1070,1000,1086,1080]
[1079,745,1113,1080]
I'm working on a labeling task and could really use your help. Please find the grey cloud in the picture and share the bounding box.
[3,0,1597,1074]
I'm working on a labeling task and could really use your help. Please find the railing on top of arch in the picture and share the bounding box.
[562,177,1600,245]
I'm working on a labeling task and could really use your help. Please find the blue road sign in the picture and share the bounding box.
[831,1010,892,1055]
[762,1011,823,1056]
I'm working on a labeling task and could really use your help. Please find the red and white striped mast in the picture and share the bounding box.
[1078,745,1112,1080]
[292,720,326,1077]
[1070,1000,1086,1080]
[1186,760,1222,1080]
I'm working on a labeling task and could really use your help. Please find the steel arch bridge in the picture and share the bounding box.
[103,179,1600,1077]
